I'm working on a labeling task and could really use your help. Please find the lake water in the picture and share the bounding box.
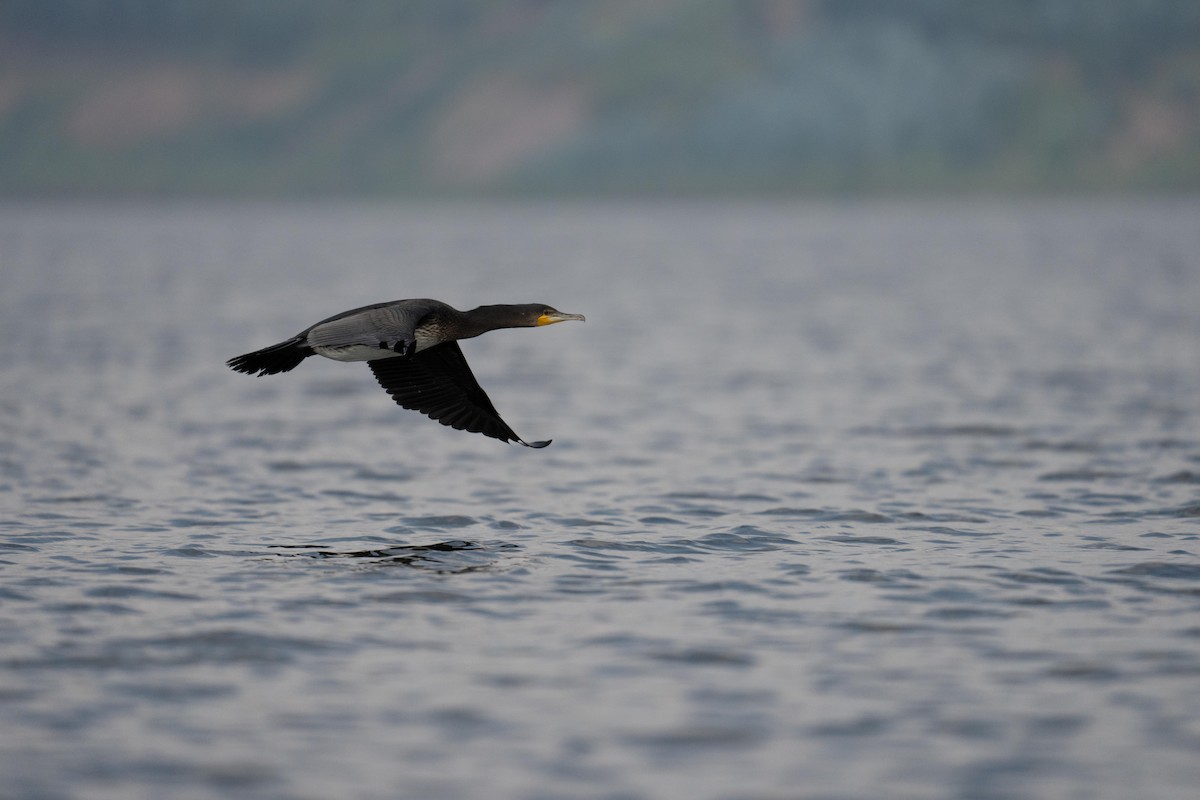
[1,199,1199,800]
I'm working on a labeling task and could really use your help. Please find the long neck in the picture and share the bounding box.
[457,305,529,339]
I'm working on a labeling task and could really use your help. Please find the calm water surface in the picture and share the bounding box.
[1,200,1199,800]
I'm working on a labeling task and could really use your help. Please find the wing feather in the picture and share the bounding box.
[368,342,548,447]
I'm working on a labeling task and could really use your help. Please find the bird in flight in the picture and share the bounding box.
[228,299,585,447]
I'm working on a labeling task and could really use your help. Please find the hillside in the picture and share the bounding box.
[1,0,1198,195]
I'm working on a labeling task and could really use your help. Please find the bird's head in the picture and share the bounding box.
[532,305,586,327]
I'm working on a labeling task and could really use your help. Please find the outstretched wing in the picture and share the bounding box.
[367,342,549,448]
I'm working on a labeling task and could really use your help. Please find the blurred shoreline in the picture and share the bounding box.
[2,1,1198,197]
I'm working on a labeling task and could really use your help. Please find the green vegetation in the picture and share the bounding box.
[1,0,1197,195]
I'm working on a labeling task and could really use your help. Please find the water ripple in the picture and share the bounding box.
[4,201,1200,800]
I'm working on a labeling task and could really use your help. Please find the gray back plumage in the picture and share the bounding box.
[302,298,452,350]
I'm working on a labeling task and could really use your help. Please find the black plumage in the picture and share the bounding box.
[227,299,584,447]
[368,342,548,447]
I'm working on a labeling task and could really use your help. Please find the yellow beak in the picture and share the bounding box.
[537,311,586,326]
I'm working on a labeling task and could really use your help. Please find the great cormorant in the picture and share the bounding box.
[227,299,585,447]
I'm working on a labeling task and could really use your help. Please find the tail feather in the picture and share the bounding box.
[227,337,313,376]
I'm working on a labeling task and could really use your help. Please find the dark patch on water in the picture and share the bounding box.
[372,590,475,604]
[162,546,217,558]
[819,535,903,545]
[83,585,198,601]
[1154,470,1200,484]
[621,724,768,750]
[909,525,1002,538]
[865,424,1022,438]
[290,540,524,577]
[1038,469,1133,482]
[401,515,477,529]
[1109,562,1200,581]
[757,506,891,523]
[809,715,891,737]
[646,647,756,667]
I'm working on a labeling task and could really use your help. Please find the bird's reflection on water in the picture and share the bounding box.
[268,540,518,573]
